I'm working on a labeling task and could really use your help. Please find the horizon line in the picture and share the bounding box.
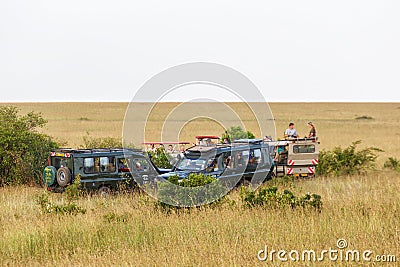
[1,100,399,104]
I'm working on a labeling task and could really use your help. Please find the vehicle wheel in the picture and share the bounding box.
[56,167,71,187]
[98,186,111,197]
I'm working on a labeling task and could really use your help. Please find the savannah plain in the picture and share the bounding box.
[0,102,399,266]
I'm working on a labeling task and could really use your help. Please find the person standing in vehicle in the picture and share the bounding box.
[167,144,174,154]
[307,121,317,138]
[284,123,298,139]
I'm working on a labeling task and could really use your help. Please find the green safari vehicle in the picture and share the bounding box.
[43,148,158,194]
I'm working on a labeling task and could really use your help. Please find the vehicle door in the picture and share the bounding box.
[129,156,156,185]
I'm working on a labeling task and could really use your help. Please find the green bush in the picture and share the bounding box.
[240,186,322,211]
[0,106,59,186]
[156,173,227,210]
[221,126,255,143]
[355,115,374,120]
[384,157,400,172]
[148,147,173,169]
[37,176,86,215]
[316,140,382,176]
[81,132,123,148]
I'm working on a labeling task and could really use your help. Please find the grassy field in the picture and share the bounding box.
[4,102,400,162]
[0,102,399,266]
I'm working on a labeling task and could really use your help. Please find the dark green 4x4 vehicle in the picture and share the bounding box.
[43,148,158,193]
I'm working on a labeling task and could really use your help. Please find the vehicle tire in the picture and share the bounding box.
[56,167,72,187]
[43,166,57,186]
[98,186,111,197]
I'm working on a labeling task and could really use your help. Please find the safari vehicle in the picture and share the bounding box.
[270,138,319,177]
[43,148,159,193]
[160,139,274,185]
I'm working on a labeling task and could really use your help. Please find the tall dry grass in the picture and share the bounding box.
[0,171,399,266]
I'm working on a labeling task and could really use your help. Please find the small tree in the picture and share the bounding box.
[221,126,255,143]
[0,106,59,185]
[316,141,382,176]
[81,132,123,148]
[148,147,173,169]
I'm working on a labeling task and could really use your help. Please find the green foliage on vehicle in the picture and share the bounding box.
[0,106,59,186]
[316,140,382,176]
[221,126,255,143]
[240,186,322,211]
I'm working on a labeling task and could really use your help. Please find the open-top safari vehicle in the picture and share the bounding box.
[269,137,320,177]
[160,138,275,185]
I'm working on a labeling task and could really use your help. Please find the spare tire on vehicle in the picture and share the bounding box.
[56,167,72,187]
[43,166,57,186]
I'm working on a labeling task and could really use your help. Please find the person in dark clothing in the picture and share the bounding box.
[307,121,317,138]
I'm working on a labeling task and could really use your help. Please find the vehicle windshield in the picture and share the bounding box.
[176,157,209,171]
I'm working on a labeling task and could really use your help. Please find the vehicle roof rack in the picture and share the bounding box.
[52,148,143,154]
[232,138,264,144]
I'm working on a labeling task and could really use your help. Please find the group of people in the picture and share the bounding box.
[146,144,186,154]
[284,121,317,139]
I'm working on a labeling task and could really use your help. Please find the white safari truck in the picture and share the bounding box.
[270,138,319,177]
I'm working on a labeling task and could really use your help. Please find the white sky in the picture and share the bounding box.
[0,0,399,102]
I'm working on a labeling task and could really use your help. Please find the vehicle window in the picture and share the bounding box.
[293,145,315,153]
[205,158,218,173]
[100,157,116,173]
[253,149,262,164]
[228,151,249,169]
[117,158,130,172]
[176,158,207,171]
[222,153,231,169]
[84,158,95,173]
[133,158,150,173]
[51,157,73,170]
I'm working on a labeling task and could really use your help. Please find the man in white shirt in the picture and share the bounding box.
[284,122,298,139]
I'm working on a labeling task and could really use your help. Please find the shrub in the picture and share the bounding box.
[240,186,322,211]
[0,106,59,186]
[81,132,122,148]
[64,175,83,202]
[355,115,374,120]
[221,126,255,143]
[148,147,173,169]
[78,117,91,121]
[156,173,227,211]
[37,176,86,215]
[316,140,382,176]
[384,157,400,172]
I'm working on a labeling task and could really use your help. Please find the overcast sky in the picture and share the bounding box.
[1,0,399,102]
